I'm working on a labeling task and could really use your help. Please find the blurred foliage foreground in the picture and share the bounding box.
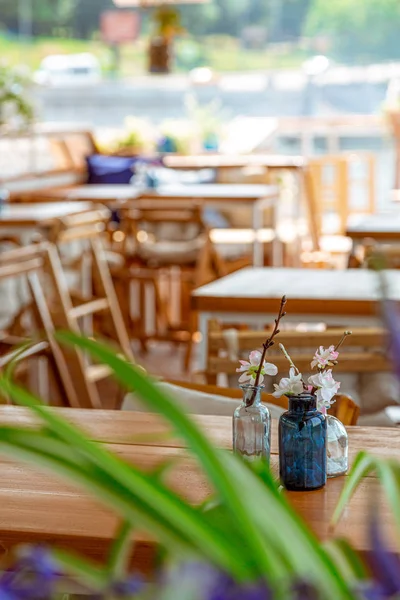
[0,332,398,598]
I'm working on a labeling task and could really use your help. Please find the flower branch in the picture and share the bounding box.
[253,296,287,388]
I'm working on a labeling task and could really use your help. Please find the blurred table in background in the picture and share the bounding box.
[346,212,400,243]
[139,183,280,266]
[192,266,400,368]
[0,202,99,230]
[14,185,140,205]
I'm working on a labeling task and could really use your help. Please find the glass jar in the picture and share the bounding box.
[326,414,348,477]
[233,385,271,462]
[279,394,326,491]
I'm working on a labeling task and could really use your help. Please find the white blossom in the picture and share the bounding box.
[308,369,340,409]
[236,350,278,385]
[273,368,304,398]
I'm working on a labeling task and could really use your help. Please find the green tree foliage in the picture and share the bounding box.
[306,0,400,62]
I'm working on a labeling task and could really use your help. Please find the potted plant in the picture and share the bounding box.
[148,6,184,73]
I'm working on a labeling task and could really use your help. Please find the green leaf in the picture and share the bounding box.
[375,459,400,536]
[323,538,368,581]
[331,452,377,528]
[52,548,109,590]
[0,381,253,579]
[107,519,134,580]
[220,451,355,599]
[54,332,296,583]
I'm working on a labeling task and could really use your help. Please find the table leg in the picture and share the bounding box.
[198,311,210,372]
[252,200,264,267]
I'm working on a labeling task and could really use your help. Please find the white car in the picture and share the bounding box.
[33,53,102,87]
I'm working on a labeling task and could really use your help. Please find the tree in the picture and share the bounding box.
[306,0,400,62]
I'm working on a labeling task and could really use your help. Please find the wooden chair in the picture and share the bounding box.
[165,380,359,425]
[0,244,80,407]
[113,202,226,368]
[301,154,376,268]
[206,322,390,380]
[308,153,375,237]
[45,210,135,409]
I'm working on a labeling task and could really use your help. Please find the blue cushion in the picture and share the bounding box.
[86,154,137,184]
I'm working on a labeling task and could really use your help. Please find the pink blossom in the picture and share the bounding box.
[311,345,339,370]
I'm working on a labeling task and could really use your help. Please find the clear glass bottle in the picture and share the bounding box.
[279,394,327,491]
[326,414,348,478]
[233,385,271,462]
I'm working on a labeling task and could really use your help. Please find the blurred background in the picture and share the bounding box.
[2,0,400,205]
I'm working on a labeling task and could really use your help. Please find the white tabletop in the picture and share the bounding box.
[0,202,95,225]
[192,267,400,316]
[164,154,306,169]
[141,183,278,200]
[66,185,139,200]
[346,212,400,236]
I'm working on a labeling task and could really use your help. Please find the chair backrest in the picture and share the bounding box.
[166,379,288,410]
[45,214,135,409]
[207,322,390,378]
[50,208,110,242]
[122,201,226,285]
[0,244,80,407]
[308,153,375,236]
[165,379,359,425]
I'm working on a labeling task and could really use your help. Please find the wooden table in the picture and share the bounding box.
[14,183,281,266]
[191,266,400,368]
[162,155,320,253]
[139,183,280,266]
[0,406,397,573]
[163,154,306,171]
[346,212,400,242]
[0,201,99,229]
[17,185,140,205]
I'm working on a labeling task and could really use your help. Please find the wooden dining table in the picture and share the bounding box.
[14,183,282,266]
[162,154,320,252]
[0,406,397,573]
[346,212,400,243]
[15,185,140,205]
[0,202,102,230]
[191,266,400,368]
[163,153,307,171]
[139,183,280,266]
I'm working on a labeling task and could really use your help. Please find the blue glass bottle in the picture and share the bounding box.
[233,385,271,462]
[279,394,326,491]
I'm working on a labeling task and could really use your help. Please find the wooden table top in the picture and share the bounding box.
[139,183,279,202]
[163,154,306,170]
[0,202,96,227]
[0,406,397,569]
[17,183,277,206]
[192,266,400,316]
[346,212,400,240]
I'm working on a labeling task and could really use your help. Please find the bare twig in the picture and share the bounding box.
[334,330,352,353]
[252,296,287,391]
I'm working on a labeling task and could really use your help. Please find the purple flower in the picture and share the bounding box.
[365,518,400,597]
[380,298,400,382]
[0,547,59,600]
[108,575,145,597]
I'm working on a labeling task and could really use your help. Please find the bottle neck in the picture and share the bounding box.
[288,394,317,413]
[240,385,263,407]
